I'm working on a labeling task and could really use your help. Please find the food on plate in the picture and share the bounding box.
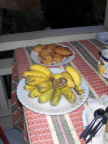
[25,76,48,86]
[52,53,64,63]
[33,44,47,52]
[32,43,73,65]
[65,66,81,87]
[53,77,67,89]
[23,64,84,106]
[74,85,84,95]
[61,72,71,79]
[54,45,72,56]
[29,64,51,78]
[28,86,42,98]
[53,73,75,88]
[37,80,52,92]
[65,66,84,95]
[61,87,76,103]
[45,43,56,53]
[50,89,62,106]
[38,88,53,103]
[24,85,36,91]
[38,49,53,65]
[23,70,48,78]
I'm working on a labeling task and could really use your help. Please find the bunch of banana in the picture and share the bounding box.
[23,64,53,103]
[51,77,76,105]
[64,66,84,95]
[22,64,84,106]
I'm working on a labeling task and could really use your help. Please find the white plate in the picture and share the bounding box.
[17,68,89,115]
[30,44,75,66]
[96,32,108,46]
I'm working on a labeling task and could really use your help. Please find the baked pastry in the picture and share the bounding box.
[33,44,47,52]
[38,49,53,65]
[55,45,72,56]
[45,43,56,54]
[52,53,64,63]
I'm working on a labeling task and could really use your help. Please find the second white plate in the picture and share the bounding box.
[30,44,75,66]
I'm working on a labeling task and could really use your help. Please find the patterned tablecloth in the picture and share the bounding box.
[11,39,108,144]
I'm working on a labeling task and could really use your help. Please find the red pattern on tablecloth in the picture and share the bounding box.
[79,40,100,60]
[14,48,30,80]
[24,108,54,144]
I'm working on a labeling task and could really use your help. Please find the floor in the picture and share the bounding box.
[0,129,24,144]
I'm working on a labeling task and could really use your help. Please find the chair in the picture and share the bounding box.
[0,126,10,144]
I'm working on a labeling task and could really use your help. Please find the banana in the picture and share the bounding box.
[50,89,62,106]
[24,85,36,91]
[74,85,85,95]
[38,88,53,103]
[53,73,75,88]
[29,64,51,78]
[37,80,52,92]
[65,66,81,87]
[61,72,71,79]
[23,71,48,78]
[28,86,42,98]
[61,87,76,103]
[53,77,67,89]
[25,76,48,86]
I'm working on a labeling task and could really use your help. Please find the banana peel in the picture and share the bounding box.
[37,80,52,92]
[25,76,48,86]
[38,88,53,103]
[23,70,48,78]
[29,64,51,78]
[53,73,75,88]
[28,86,42,98]
[50,89,62,106]
[53,77,67,89]
[61,87,76,103]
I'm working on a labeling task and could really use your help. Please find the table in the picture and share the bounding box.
[11,39,108,144]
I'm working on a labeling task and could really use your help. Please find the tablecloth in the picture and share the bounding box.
[11,39,108,144]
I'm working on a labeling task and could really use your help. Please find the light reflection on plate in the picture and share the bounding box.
[17,68,89,115]
[30,44,75,66]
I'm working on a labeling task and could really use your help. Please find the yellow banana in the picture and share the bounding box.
[24,85,36,91]
[28,86,42,98]
[53,73,75,88]
[38,88,53,103]
[37,80,52,92]
[61,87,76,103]
[61,72,71,79]
[29,64,51,78]
[25,76,48,86]
[50,89,62,106]
[23,71,48,78]
[65,66,81,87]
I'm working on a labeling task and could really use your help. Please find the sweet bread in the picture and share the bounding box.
[33,44,47,52]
